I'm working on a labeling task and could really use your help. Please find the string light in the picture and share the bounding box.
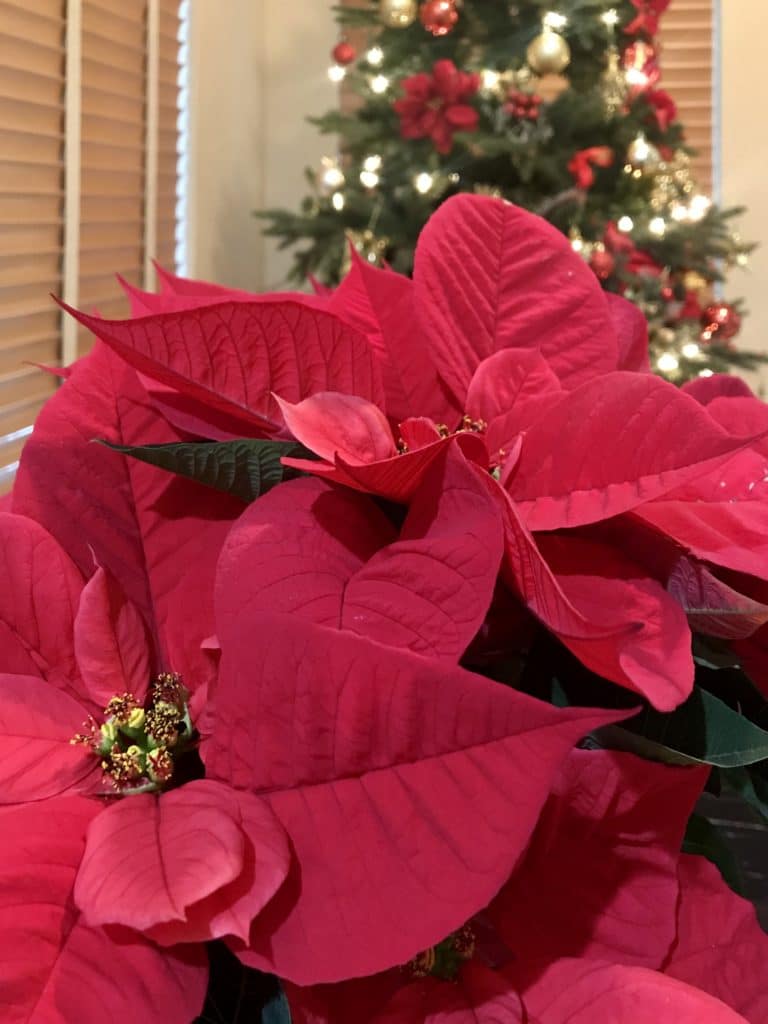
[363,155,383,173]
[543,11,568,29]
[657,353,680,372]
[320,158,345,191]
[370,74,390,94]
[617,215,634,233]
[331,191,345,211]
[327,64,347,83]
[688,194,712,221]
[625,67,649,89]
[480,69,501,92]
[414,171,435,194]
[648,216,666,237]
[601,8,619,27]
[699,368,714,378]
[366,45,384,67]
[682,342,701,359]
[360,169,380,188]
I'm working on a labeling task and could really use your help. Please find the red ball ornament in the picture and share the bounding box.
[700,302,742,343]
[660,284,674,302]
[590,248,616,281]
[419,0,459,36]
[332,40,356,66]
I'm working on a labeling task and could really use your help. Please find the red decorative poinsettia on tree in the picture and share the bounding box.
[393,59,480,154]
[2,194,768,1022]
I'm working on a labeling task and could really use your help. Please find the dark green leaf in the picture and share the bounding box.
[99,439,315,503]
[683,813,744,895]
[261,985,292,1024]
[722,764,768,824]
[597,686,768,768]
[195,944,292,1024]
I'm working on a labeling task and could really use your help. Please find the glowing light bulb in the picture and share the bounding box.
[366,45,384,67]
[544,11,568,29]
[625,68,649,88]
[480,69,501,91]
[414,171,435,194]
[331,191,345,211]
[327,64,346,83]
[682,342,701,358]
[688,194,712,221]
[671,203,689,222]
[699,368,714,378]
[617,215,634,233]
[657,353,680,372]
[320,160,345,191]
[648,217,666,237]
[360,170,380,188]
[601,8,619,27]
[571,237,584,253]
[362,154,383,173]
[370,74,390,94]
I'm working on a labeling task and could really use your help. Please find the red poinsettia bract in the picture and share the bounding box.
[285,749,767,1024]
[55,196,768,716]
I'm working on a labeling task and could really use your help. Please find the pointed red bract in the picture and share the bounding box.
[514,958,749,1023]
[508,373,766,531]
[276,392,397,465]
[75,779,290,946]
[202,611,621,983]
[490,749,706,967]
[282,431,488,504]
[328,251,457,424]
[537,533,694,709]
[0,674,98,803]
[13,343,241,701]
[63,298,384,434]
[667,557,768,639]
[606,292,652,372]
[0,797,207,1024]
[219,447,503,662]
[413,195,618,402]
[74,567,152,706]
[664,855,768,1023]
[0,513,83,694]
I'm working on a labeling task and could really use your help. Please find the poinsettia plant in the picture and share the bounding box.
[2,194,768,1023]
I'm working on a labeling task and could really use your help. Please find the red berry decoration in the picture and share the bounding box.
[419,0,459,36]
[590,248,616,281]
[504,90,542,121]
[332,40,356,66]
[700,302,742,343]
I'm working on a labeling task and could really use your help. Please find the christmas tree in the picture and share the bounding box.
[259,0,762,383]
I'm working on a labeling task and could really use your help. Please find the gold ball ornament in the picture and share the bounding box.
[379,0,418,28]
[682,270,708,295]
[627,134,661,173]
[526,28,571,75]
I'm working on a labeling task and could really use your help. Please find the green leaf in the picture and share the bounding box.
[683,813,744,896]
[100,439,315,503]
[597,685,768,768]
[261,985,292,1024]
[722,764,768,824]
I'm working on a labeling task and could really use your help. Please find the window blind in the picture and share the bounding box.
[0,0,184,492]
[0,0,65,489]
[658,0,714,192]
[78,0,147,354]
[156,0,181,271]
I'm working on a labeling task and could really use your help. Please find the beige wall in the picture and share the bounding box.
[186,0,336,290]
[721,1,768,368]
